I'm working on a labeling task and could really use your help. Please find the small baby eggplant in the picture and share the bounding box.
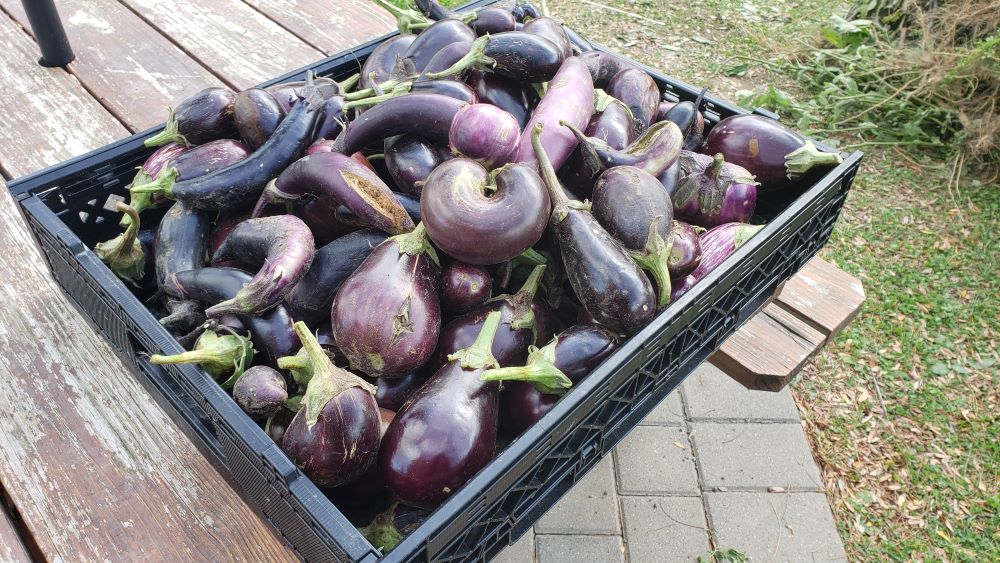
[121,142,188,227]
[421,159,549,265]
[384,135,451,196]
[206,215,315,317]
[668,221,702,279]
[448,104,521,168]
[469,7,516,35]
[150,328,254,388]
[234,88,286,150]
[521,17,572,60]
[374,371,427,412]
[660,89,706,151]
[440,262,493,315]
[465,69,537,128]
[233,365,288,419]
[94,203,146,286]
[563,118,683,179]
[280,322,380,488]
[155,201,211,332]
[331,223,441,378]
[674,152,758,228]
[671,222,764,300]
[145,87,238,147]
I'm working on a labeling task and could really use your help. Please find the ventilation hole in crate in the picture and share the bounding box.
[104,193,125,211]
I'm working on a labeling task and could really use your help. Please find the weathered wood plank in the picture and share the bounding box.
[0,0,225,132]
[243,0,396,55]
[776,257,866,342]
[0,183,295,560]
[0,15,127,179]
[119,0,324,91]
[0,508,31,562]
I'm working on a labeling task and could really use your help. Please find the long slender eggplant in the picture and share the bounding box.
[284,229,388,328]
[410,79,478,104]
[514,56,595,171]
[384,135,451,196]
[266,76,343,113]
[121,143,188,227]
[331,223,441,378]
[563,119,683,179]
[558,93,635,198]
[484,31,563,82]
[155,201,211,331]
[465,70,537,128]
[607,68,660,134]
[668,220,701,279]
[421,159,549,265]
[145,87,237,147]
[131,89,325,210]
[522,17,572,61]
[360,34,416,90]
[671,222,764,300]
[580,51,635,88]
[440,261,493,315]
[95,203,146,286]
[335,192,420,229]
[339,93,469,156]
[448,104,521,168]
[280,322,380,488]
[673,152,758,228]
[233,365,288,419]
[234,88,286,150]
[130,139,252,197]
[420,41,472,79]
[374,371,427,412]
[531,123,656,334]
[469,7,516,35]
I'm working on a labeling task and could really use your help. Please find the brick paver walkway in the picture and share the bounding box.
[494,363,847,562]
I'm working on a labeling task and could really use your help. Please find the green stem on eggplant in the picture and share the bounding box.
[370,0,428,34]
[150,330,254,385]
[518,247,548,266]
[343,82,413,110]
[499,264,546,331]
[784,140,844,179]
[390,222,440,266]
[128,167,179,199]
[423,35,495,80]
[531,123,572,217]
[291,321,375,429]
[480,338,572,395]
[559,119,606,186]
[338,73,361,93]
[629,215,673,308]
[120,170,161,227]
[408,11,476,30]
[94,203,146,286]
[277,351,313,387]
[447,310,502,370]
[143,108,189,148]
[360,502,404,553]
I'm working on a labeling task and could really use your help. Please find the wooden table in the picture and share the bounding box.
[0,2,863,559]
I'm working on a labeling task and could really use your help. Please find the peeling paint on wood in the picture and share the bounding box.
[243,0,396,55]
[0,509,31,562]
[776,257,866,339]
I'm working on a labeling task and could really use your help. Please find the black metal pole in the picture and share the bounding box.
[21,0,74,67]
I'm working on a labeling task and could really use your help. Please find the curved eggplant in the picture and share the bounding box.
[673,152,758,228]
[470,7,516,35]
[234,88,286,150]
[339,93,469,155]
[563,119,683,179]
[145,87,237,147]
[580,51,635,88]
[360,34,417,90]
[384,135,451,196]
[440,262,493,315]
[155,201,211,331]
[466,69,537,128]
[558,95,635,198]
[448,104,521,168]
[522,17,572,61]
[484,31,563,82]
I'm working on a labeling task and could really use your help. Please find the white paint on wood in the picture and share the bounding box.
[243,0,396,54]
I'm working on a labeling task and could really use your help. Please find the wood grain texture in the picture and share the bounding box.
[0,15,127,179]
[0,0,224,132]
[243,0,396,55]
[119,0,324,91]
[0,508,31,562]
[0,183,295,561]
[776,257,866,341]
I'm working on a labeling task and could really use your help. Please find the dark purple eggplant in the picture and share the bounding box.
[209,209,250,257]
[484,31,564,82]
[121,143,188,227]
[673,152,758,228]
[421,159,549,265]
[532,123,656,334]
[339,93,469,156]
[234,88,286,150]
[130,139,252,197]
[420,41,472,80]
[607,68,659,134]
[291,197,359,246]
[233,365,288,419]
[466,69,537,128]
[659,159,681,196]
[514,56,595,171]
[512,3,541,22]
[448,104,521,168]
[660,89,706,151]
[206,215,314,317]
[563,119,683,179]
[145,87,237,147]
[150,328,254,386]
[440,262,493,315]
[410,79,478,104]
[668,221,702,279]
[592,166,675,307]
[375,371,427,412]
[335,192,420,230]
[331,223,441,378]
[361,502,429,554]
[470,7,516,35]
[670,222,764,300]
[284,229,388,328]
[702,114,843,193]
[155,201,211,331]
[313,96,347,141]
[414,0,452,20]
[580,51,635,88]
[558,93,635,198]
[280,322,380,488]
[94,203,146,286]
[384,135,451,196]
[484,323,619,435]
[379,311,504,509]
[266,77,342,113]
[360,34,416,91]
[522,17,572,61]
[131,89,325,210]
[401,19,476,72]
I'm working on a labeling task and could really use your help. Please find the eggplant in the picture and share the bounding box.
[374,371,426,412]
[257,152,414,236]
[580,51,635,88]
[150,328,254,388]
[592,166,675,307]
[121,143,188,227]
[420,41,472,80]
[155,201,211,331]
[291,197,359,246]
[145,87,237,147]
[522,17,572,61]
[131,89,325,210]
[673,152,758,228]
[360,34,416,91]
[414,0,452,20]
[531,123,656,334]
[280,322,380,488]
[465,69,537,128]
[339,93,469,155]
[514,56,595,172]
[305,139,336,155]
[563,119,683,179]
[410,79,478,104]
[484,31,564,82]
[659,159,681,196]
[558,93,635,198]
[130,139,252,197]
[668,221,702,279]
[671,222,764,300]
[440,262,493,315]
[512,3,541,22]
[206,215,314,317]
[469,7,516,35]
[313,96,348,141]
[234,88,286,150]
[233,365,288,419]
[94,203,146,286]
[284,229,388,328]
[266,77,342,113]
[331,223,441,378]
[379,311,504,509]
[421,159,549,265]
[209,209,250,257]
[400,19,476,72]
[384,135,451,196]
[448,104,521,168]
[702,114,843,193]
[608,68,660,134]
[660,90,706,151]
[335,192,420,229]
[484,323,619,435]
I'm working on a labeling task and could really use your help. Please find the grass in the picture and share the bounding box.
[543,0,999,559]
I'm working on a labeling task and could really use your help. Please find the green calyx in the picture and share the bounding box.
[120,169,163,227]
[784,140,843,179]
[277,350,313,387]
[94,202,146,286]
[360,503,405,554]
[370,0,428,34]
[480,337,572,395]
[447,311,503,371]
[390,222,440,265]
[338,73,360,93]
[343,82,413,109]
[500,264,546,332]
[628,215,673,308]
[733,224,765,248]
[128,167,179,199]
[423,35,495,81]
[143,109,188,148]
[150,329,255,385]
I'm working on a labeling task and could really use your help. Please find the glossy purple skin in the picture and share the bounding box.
[503,323,619,436]
[484,32,563,82]
[470,8,516,35]
[154,201,210,290]
[522,17,572,60]
[702,114,816,192]
[592,166,673,251]
[608,68,659,133]
[208,209,250,257]
[375,371,426,412]
[558,100,635,198]
[379,359,500,509]
[514,57,595,171]
[305,139,336,155]
[140,143,188,179]
[385,135,450,196]
[331,238,441,378]
[265,77,341,113]
[421,41,471,79]
[402,19,476,72]
[166,139,251,180]
[427,298,536,375]
[673,152,757,228]
[580,51,634,88]
[314,96,347,141]
[466,69,537,128]
[668,221,701,278]
[448,104,521,168]
[440,262,493,315]
[233,365,287,419]
[291,197,358,246]
[234,88,286,150]
[421,160,549,265]
[512,3,541,21]
[670,222,762,300]
[340,94,469,155]
[410,79,478,104]
[415,0,452,20]
[659,159,681,196]
[281,386,381,488]
[661,101,705,150]
[532,300,556,346]
[172,87,238,145]
[581,120,684,178]
[360,34,416,90]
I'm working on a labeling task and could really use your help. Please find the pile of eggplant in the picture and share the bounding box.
[95,0,843,552]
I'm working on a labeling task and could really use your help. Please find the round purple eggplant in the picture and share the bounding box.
[448,104,521,168]
[233,365,288,419]
[522,17,572,61]
[145,87,237,147]
[331,223,441,378]
[670,222,764,300]
[375,371,427,412]
[384,135,451,196]
[440,262,493,315]
[674,152,758,228]
[668,221,701,279]
[470,7,515,35]
[421,159,549,265]
[234,88,286,150]
[465,69,537,128]
[280,322,380,488]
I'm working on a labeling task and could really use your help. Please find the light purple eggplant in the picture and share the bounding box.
[670,222,764,300]
[608,68,660,134]
[668,221,702,279]
[674,152,758,228]
[448,104,521,168]
[121,142,188,227]
[129,139,252,197]
[558,92,635,199]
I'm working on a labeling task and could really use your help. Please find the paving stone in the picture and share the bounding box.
[682,363,801,421]
[535,456,621,535]
[640,390,684,426]
[690,422,824,491]
[536,534,624,563]
[620,496,711,563]
[705,492,847,562]
[492,528,533,563]
[614,426,699,495]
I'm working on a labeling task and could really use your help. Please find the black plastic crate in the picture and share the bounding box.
[7,10,862,562]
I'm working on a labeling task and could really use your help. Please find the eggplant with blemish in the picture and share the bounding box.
[375,371,427,412]
[563,119,683,179]
[702,114,843,193]
[673,152,758,228]
[280,322,381,488]
[558,93,635,198]
[150,328,254,388]
[465,70,537,128]
[339,93,469,155]
[607,68,659,134]
[469,7,516,35]
[121,143,188,227]
[94,203,147,286]
[440,262,493,315]
[579,51,635,88]
[233,365,288,419]
[522,17,572,61]
[145,87,237,147]
[671,222,764,300]
[335,192,420,229]
[360,34,416,90]
[234,88,286,150]
[660,89,706,150]
[155,201,211,331]
[266,77,342,113]
[668,221,702,279]
[421,160,548,265]
[531,123,656,334]
[385,135,451,196]
[331,223,441,378]
[448,104,521,168]
[484,31,564,82]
